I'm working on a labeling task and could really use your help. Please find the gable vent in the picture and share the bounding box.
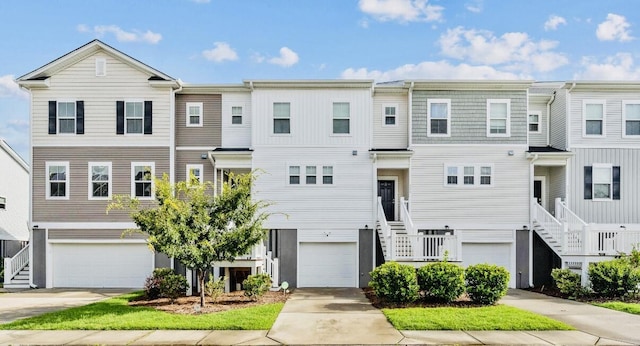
[95,58,106,77]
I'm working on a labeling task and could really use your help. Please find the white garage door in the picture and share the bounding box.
[462,243,513,287]
[52,243,154,288]
[298,242,357,287]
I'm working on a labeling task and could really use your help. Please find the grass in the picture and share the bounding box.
[593,301,640,315]
[0,292,284,330]
[382,305,574,330]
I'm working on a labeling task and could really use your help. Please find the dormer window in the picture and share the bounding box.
[96,58,106,76]
[0,196,5,209]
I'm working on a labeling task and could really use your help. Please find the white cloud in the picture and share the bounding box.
[544,15,567,31]
[596,13,633,42]
[268,47,299,67]
[438,26,568,73]
[0,75,28,99]
[574,53,640,80]
[341,60,523,81]
[250,52,266,63]
[202,42,239,62]
[465,0,482,13]
[358,0,444,23]
[79,25,162,44]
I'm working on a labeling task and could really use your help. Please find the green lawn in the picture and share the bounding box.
[0,292,284,330]
[593,301,640,315]
[382,305,574,330]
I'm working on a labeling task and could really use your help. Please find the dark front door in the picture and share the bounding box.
[378,180,395,221]
[533,180,542,205]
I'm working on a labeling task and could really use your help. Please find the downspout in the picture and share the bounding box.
[546,91,556,146]
[170,80,183,187]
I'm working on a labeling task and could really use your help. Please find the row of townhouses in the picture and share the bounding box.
[5,40,640,290]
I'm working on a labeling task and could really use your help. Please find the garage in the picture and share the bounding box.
[462,242,514,286]
[298,242,357,287]
[51,243,154,288]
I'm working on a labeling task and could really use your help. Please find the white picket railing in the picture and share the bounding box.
[555,198,588,232]
[3,244,29,285]
[264,250,280,288]
[377,196,391,239]
[532,199,563,243]
[392,234,459,261]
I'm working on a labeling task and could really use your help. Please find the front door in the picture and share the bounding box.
[378,180,395,221]
[533,176,546,209]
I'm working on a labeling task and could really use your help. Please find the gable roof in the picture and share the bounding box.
[16,39,176,84]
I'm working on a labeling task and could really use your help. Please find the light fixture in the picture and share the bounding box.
[508,150,514,156]
[523,225,528,230]
[352,150,358,156]
[444,225,450,230]
[201,153,208,159]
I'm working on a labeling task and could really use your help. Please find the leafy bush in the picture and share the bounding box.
[589,259,640,298]
[551,268,585,298]
[417,262,465,302]
[243,273,272,300]
[160,272,189,303]
[369,262,419,304]
[205,274,226,303]
[144,268,174,299]
[465,264,510,305]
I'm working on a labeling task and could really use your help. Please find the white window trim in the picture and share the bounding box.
[46,161,70,200]
[231,105,244,126]
[427,99,451,137]
[186,102,203,127]
[88,162,112,200]
[322,165,334,185]
[622,100,640,138]
[131,162,155,200]
[528,111,542,134]
[125,99,145,135]
[486,99,511,138]
[443,164,494,187]
[186,164,204,185]
[582,99,606,138]
[382,103,398,127]
[331,101,351,136]
[273,102,292,136]
[287,165,301,185]
[287,164,335,186]
[95,58,106,77]
[592,163,613,202]
[57,100,77,135]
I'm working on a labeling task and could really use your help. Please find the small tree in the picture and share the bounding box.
[109,171,270,307]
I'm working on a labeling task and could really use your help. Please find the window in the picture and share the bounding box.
[0,196,6,209]
[487,99,511,137]
[480,166,492,185]
[231,106,243,125]
[186,164,203,185]
[445,164,493,187]
[186,102,203,127]
[623,101,640,136]
[322,166,333,184]
[383,105,397,126]
[332,102,350,134]
[529,112,541,133]
[95,58,106,76]
[463,166,475,185]
[126,101,144,134]
[46,162,69,199]
[289,166,300,184]
[306,166,317,184]
[446,166,458,185]
[132,163,154,199]
[428,99,451,136]
[585,164,620,201]
[88,162,111,199]
[583,100,605,136]
[58,102,76,134]
[274,102,291,134]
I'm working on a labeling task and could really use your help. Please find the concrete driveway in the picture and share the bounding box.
[267,287,404,345]
[0,289,133,324]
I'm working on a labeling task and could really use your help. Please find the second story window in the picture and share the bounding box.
[332,102,350,134]
[463,166,475,185]
[0,196,5,210]
[89,162,111,199]
[126,101,144,134]
[117,101,152,135]
[132,163,154,199]
[274,102,291,134]
[487,99,510,137]
[306,166,317,184]
[583,100,605,137]
[49,100,84,135]
[529,112,541,133]
[623,101,640,136]
[446,166,458,185]
[289,166,300,184]
[428,99,451,136]
[383,105,397,126]
[186,102,203,127]
[46,162,69,200]
[58,102,76,134]
[322,166,333,184]
[232,106,243,125]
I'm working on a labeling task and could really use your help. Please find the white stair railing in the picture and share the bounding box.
[377,197,393,258]
[263,250,280,288]
[531,198,564,253]
[4,244,29,285]
[400,197,420,256]
[555,198,588,232]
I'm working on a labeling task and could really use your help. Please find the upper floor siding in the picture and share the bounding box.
[372,91,409,149]
[528,100,548,147]
[412,90,528,145]
[221,91,252,148]
[549,89,568,150]
[251,87,373,148]
[175,94,221,148]
[31,51,173,147]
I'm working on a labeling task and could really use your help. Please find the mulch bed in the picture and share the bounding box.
[363,287,484,309]
[129,290,289,315]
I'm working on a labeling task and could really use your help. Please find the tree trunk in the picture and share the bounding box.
[199,270,206,307]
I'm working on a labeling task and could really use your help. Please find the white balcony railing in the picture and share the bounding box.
[4,244,29,285]
[392,233,459,261]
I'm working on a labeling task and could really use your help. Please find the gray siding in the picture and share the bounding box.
[277,229,297,288]
[569,148,640,223]
[548,166,566,211]
[175,94,221,147]
[33,228,46,288]
[175,150,215,184]
[412,90,528,144]
[528,101,548,147]
[358,228,374,288]
[515,229,530,288]
[48,229,147,239]
[549,90,567,149]
[33,146,170,223]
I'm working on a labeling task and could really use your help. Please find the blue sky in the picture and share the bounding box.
[1,0,639,162]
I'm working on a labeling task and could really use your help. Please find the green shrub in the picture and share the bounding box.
[205,274,226,303]
[369,262,419,304]
[160,273,189,303]
[465,263,510,305]
[243,273,272,300]
[417,262,465,302]
[551,268,585,298]
[589,259,640,298]
[144,268,174,299]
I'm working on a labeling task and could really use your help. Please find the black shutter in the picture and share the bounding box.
[76,101,84,134]
[144,101,152,134]
[48,101,57,134]
[584,166,592,200]
[613,166,621,200]
[116,101,124,135]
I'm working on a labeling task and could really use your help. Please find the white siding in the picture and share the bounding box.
[0,142,29,241]
[222,91,252,147]
[373,93,408,149]
[550,90,567,149]
[528,101,548,147]
[409,145,530,229]
[251,89,372,147]
[32,51,172,147]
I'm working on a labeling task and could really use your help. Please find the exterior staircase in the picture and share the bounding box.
[376,220,407,261]
[3,244,30,289]
[4,265,30,288]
